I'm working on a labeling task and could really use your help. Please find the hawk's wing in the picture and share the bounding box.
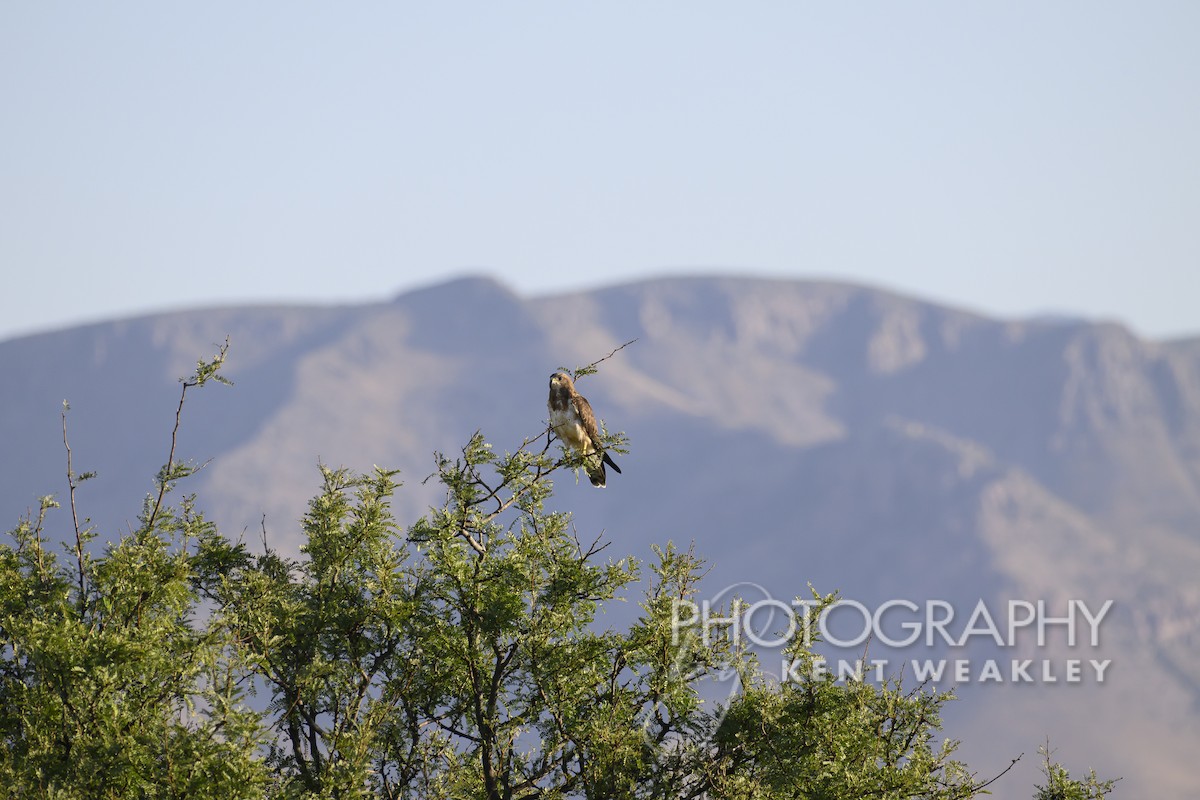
[572,392,621,475]
[571,392,602,450]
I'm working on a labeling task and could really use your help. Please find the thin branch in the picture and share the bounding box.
[146,339,229,531]
[146,378,192,531]
[459,527,488,557]
[572,527,610,561]
[571,337,638,380]
[969,752,1023,796]
[61,403,87,604]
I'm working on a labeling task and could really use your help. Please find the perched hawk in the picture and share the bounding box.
[548,371,621,488]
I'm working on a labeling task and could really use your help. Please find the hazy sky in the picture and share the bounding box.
[3,3,1198,342]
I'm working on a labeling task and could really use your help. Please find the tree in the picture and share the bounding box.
[0,344,1117,798]
[1032,742,1118,800]
[0,343,268,798]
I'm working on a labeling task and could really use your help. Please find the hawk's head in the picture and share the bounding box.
[548,371,575,410]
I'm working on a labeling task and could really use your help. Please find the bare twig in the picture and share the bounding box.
[146,339,229,531]
[570,337,638,380]
[571,526,610,561]
[146,380,191,531]
[969,752,1023,795]
[61,402,87,602]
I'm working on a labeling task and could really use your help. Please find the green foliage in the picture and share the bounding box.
[1033,743,1118,800]
[0,343,1119,798]
[0,346,266,799]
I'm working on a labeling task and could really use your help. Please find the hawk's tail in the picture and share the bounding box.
[587,464,607,488]
[587,451,621,488]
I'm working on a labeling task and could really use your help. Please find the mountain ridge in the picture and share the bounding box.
[2,274,1197,798]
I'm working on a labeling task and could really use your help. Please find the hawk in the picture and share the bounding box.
[548,371,621,488]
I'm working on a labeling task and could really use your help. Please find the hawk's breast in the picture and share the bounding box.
[549,406,590,452]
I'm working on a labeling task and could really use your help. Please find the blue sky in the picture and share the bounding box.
[3,2,1198,341]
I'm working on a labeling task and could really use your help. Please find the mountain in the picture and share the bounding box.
[2,275,1198,797]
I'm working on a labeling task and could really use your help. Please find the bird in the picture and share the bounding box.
[547,371,621,488]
